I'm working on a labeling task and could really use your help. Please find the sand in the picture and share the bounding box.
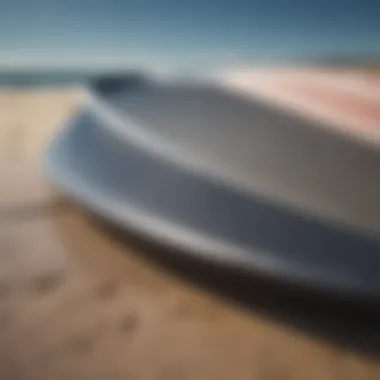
[0,87,82,164]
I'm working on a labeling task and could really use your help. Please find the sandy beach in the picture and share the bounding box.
[0,88,81,165]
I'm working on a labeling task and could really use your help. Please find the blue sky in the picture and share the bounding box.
[1,0,379,69]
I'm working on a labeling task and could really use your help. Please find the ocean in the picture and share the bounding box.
[0,70,104,87]
[0,55,379,88]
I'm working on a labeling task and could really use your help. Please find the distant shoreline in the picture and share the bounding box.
[0,61,379,88]
[0,71,98,87]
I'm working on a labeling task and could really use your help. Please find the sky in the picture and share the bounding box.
[1,0,380,70]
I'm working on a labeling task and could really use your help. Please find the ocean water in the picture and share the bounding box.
[0,65,227,87]
[0,0,378,88]
[0,70,100,87]
[0,55,379,88]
